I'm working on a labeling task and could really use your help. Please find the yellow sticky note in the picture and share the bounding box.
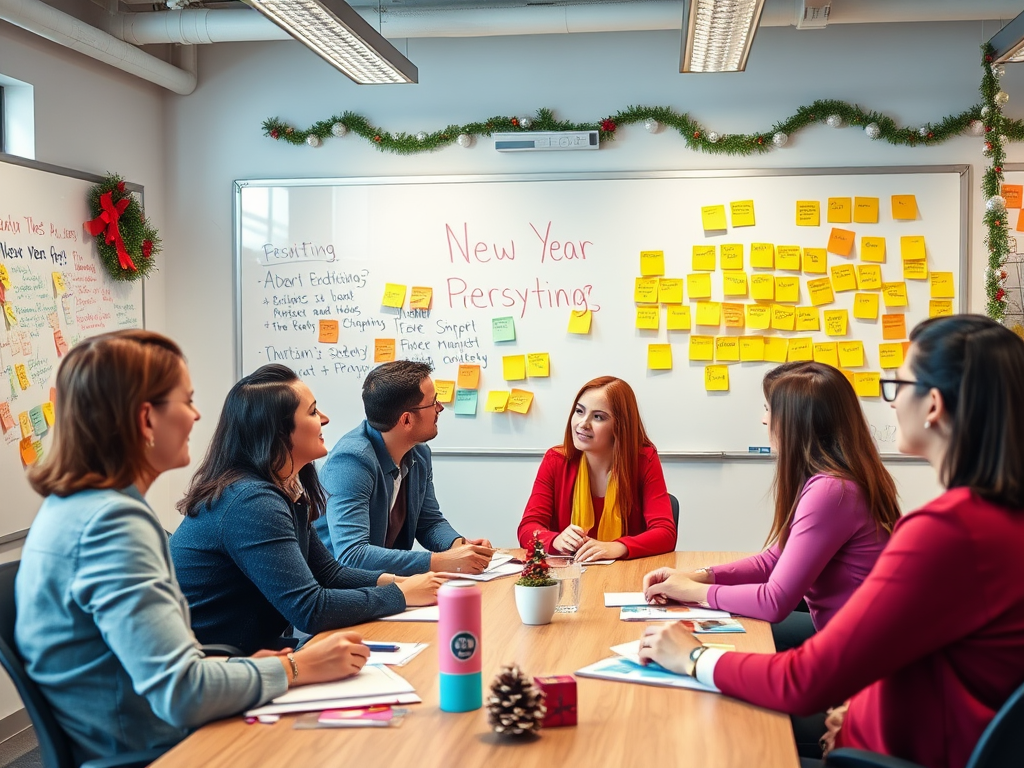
[751,274,774,301]
[0,264,10,289]
[739,336,765,361]
[18,411,32,438]
[434,380,456,403]
[879,343,905,369]
[775,276,800,303]
[764,336,789,363]
[824,310,849,336]
[507,389,534,414]
[52,272,66,294]
[854,372,881,398]
[831,264,858,293]
[827,198,852,223]
[720,244,744,270]
[802,248,828,275]
[776,246,801,271]
[813,342,840,367]
[882,282,908,307]
[658,278,684,304]
[838,341,865,368]
[882,313,908,340]
[374,339,396,363]
[527,353,550,377]
[409,286,433,309]
[692,245,716,272]
[1002,184,1023,209]
[695,302,721,327]
[689,335,715,361]
[635,277,660,303]
[857,264,883,290]
[15,363,29,390]
[716,337,739,362]
[4,303,17,326]
[568,310,592,334]
[457,364,481,389]
[854,293,880,320]
[687,273,712,300]
[929,299,953,318]
[382,283,407,308]
[746,304,771,330]
[503,355,527,381]
[705,365,730,392]
[485,391,510,413]
[667,305,691,330]
[860,237,886,263]
[636,307,660,330]
[827,229,856,258]
[788,337,813,362]
[640,250,665,276]
[722,303,745,328]
[807,277,835,307]
[771,304,796,331]
[892,195,918,220]
[903,259,929,280]
[854,197,879,224]
[318,320,339,344]
[930,272,955,299]
[730,200,756,227]
[796,201,820,227]
[750,243,775,269]
[796,307,820,332]
[701,205,728,230]
[723,272,748,297]
[900,236,926,262]
[41,401,55,426]
[648,344,673,370]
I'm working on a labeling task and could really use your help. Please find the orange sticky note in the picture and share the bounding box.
[787,337,813,362]
[813,342,840,367]
[704,365,729,392]
[796,201,820,227]
[0,402,14,432]
[19,437,37,466]
[410,286,433,309]
[882,313,908,340]
[830,264,858,293]
[1001,184,1023,209]
[457,364,481,389]
[891,195,918,220]
[1017,208,1024,232]
[802,248,828,275]
[648,344,673,370]
[692,245,716,272]
[568,310,592,334]
[807,277,835,307]
[722,303,745,328]
[827,228,855,257]
[318,320,339,343]
[764,337,789,363]
[374,339,396,363]
[827,198,852,224]
[716,337,739,362]
[854,197,880,224]
[381,283,407,308]
[776,246,801,271]
[860,237,886,263]
[15,364,29,390]
[900,236,926,261]
[507,389,534,414]
[750,243,775,269]
[667,305,691,330]
[434,380,456,403]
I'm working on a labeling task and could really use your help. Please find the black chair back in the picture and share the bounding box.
[668,494,680,527]
[0,561,76,768]
[968,678,1024,768]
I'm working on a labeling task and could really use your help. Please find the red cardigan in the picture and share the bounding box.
[713,488,1024,768]
[517,446,677,559]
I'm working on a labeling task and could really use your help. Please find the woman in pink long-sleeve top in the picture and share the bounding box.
[638,315,1024,768]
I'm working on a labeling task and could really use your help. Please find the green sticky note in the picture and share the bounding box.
[453,389,478,416]
[492,316,516,342]
[29,405,47,436]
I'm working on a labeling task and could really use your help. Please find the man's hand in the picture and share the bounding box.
[430,544,494,574]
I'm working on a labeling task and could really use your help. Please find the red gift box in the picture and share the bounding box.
[534,675,577,728]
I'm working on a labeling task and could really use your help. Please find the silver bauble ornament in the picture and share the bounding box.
[331,122,348,138]
[996,91,1010,106]
[457,133,473,148]
[970,120,985,136]
[865,123,881,139]
[918,127,930,138]
[1001,134,1009,145]
[644,117,660,133]
[994,65,1006,78]
[826,114,843,129]
[772,131,788,147]
[416,132,427,142]
[391,131,402,140]
[988,195,1007,211]
[982,105,991,118]
[305,134,322,148]
[519,116,532,129]
[707,131,719,144]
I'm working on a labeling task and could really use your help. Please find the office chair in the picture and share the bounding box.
[826,677,1024,768]
[668,494,680,528]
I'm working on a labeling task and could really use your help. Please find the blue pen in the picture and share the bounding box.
[366,643,401,653]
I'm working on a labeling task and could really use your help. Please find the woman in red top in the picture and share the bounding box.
[517,376,676,562]
[638,315,1024,768]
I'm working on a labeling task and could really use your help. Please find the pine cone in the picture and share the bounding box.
[486,664,547,736]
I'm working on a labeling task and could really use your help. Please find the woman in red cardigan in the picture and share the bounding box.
[638,315,1024,768]
[517,376,676,562]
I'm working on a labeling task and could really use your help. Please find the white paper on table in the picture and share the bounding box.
[488,552,514,569]
[459,562,522,582]
[576,559,614,566]
[245,665,415,716]
[380,605,440,622]
[246,693,422,718]
[619,605,731,621]
[367,642,429,666]
[604,592,651,607]
[576,656,718,693]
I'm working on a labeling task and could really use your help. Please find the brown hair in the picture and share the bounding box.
[560,377,653,514]
[29,329,185,497]
[765,363,900,549]
[362,360,433,432]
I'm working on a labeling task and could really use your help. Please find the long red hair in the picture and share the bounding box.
[560,377,652,512]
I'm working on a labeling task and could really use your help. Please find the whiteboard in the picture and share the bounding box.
[234,167,968,457]
[0,154,145,543]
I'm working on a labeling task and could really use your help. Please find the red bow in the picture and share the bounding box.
[85,192,136,271]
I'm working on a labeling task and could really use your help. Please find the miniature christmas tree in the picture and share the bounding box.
[486,664,547,736]
[515,532,556,587]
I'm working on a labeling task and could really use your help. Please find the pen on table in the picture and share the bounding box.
[366,643,401,653]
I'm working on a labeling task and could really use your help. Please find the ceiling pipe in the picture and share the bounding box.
[0,0,197,94]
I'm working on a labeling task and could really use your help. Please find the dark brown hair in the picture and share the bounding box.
[765,363,901,549]
[29,329,184,497]
[362,360,433,432]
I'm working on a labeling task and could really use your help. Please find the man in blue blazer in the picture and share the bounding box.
[316,361,493,576]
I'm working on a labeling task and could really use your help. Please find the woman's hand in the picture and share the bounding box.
[574,539,627,563]
[637,623,703,675]
[287,631,369,686]
[552,524,587,554]
[820,702,849,757]
[396,572,448,606]
[642,568,711,605]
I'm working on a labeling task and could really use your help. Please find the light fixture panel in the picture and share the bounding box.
[680,0,766,73]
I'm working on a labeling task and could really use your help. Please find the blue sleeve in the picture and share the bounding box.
[71,500,287,729]
[306,526,391,590]
[412,448,462,553]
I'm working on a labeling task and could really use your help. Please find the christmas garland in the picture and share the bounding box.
[85,175,160,282]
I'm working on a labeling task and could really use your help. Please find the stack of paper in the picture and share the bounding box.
[380,605,439,622]
[619,605,732,622]
[245,665,419,717]
[458,552,523,582]
[367,642,428,666]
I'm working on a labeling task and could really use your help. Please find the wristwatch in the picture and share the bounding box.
[685,644,709,677]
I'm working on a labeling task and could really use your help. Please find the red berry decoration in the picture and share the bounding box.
[116,181,126,194]
[373,134,382,142]
[601,119,617,132]
[693,131,701,139]
[997,288,1006,301]
[996,220,1002,226]
[757,136,764,145]
[986,54,994,62]
[995,166,1003,173]
[270,129,279,139]
[510,117,519,127]
[141,240,153,259]
[927,132,934,139]
[986,126,993,132]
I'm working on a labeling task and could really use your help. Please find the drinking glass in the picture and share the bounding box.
[547,556,582,613]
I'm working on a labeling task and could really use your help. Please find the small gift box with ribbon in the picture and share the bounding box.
[533,675,577,728]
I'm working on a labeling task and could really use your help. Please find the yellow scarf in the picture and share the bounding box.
[570,454,625,541]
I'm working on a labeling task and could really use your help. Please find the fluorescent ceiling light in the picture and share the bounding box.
[680,0,766,73]
[990,9,1024,64]
[245,0,418,84]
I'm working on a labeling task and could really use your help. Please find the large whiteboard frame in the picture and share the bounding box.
[234,165,969,461]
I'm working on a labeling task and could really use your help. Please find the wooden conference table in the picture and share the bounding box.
[153,552,799,768]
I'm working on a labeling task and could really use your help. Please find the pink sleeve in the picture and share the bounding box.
[617,449,677,559]
[517,450,563,553]
[709,546,781,586]
[706,476,864,622]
